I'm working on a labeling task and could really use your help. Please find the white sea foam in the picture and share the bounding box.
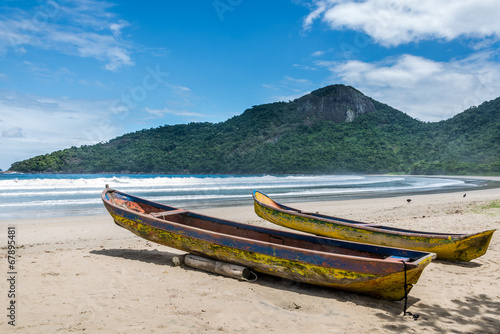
[0,174,478,220]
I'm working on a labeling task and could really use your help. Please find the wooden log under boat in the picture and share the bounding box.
[101,188,436,300]
[253,190,495,262]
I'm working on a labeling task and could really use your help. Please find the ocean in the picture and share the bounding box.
[0,173,485,220]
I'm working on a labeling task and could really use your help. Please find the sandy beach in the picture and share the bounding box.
[1,184,499,333]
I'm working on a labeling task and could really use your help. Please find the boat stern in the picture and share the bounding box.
[439,229,496,262]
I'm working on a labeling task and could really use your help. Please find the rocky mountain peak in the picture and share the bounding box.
[295,85,376,123]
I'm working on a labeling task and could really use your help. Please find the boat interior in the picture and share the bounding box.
[254,191,463,237]
[106,190,426,263]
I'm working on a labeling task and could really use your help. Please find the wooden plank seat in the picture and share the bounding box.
[385,255,410,262]
[150,209,187,218]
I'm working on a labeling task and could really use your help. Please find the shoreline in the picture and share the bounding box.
[1,174,498,222]
[1,188,499,333]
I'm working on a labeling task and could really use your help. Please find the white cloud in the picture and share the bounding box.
[317,53,500,121]
[0,90,122,170]
[311,50,325,57]
[166,84,191,97]
[301,1,500,121]
[263,76,315,102]
[1,127,24,138]
[0,0,133,71]
[110,20,130,36]
[303,1,327,30]
[305,0,500,46]
[46,29,133,71]
[21,61,76,82]
[144,107,205,118]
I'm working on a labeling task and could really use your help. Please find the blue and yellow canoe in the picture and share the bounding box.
[102,188,436,300]
[253,190,495,262]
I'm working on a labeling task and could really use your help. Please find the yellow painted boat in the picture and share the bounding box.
[253,190,495,262]
[102,188,436,300]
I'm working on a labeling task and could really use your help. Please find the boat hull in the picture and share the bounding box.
[102,189,436,300]
[253,191,495,262]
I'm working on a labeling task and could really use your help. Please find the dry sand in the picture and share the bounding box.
[1,184,499,333]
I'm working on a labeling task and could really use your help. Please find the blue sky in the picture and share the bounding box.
[1,0,500,170]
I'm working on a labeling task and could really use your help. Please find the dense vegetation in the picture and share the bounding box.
[9,86,500,175]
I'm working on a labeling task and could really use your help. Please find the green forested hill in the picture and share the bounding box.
[8,85,500,175]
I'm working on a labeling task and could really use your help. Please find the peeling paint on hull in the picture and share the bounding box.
[102,188,436,300]
[253,190,495,262]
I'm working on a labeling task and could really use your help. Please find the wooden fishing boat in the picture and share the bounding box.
[253,190,495,262]
[102,188,436,300]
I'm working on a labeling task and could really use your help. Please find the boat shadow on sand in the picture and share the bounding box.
[91,247,183,266]
[433,259,483,268]
[374,293,500,333]
[91,248,500,331]
[90,247,420,315]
